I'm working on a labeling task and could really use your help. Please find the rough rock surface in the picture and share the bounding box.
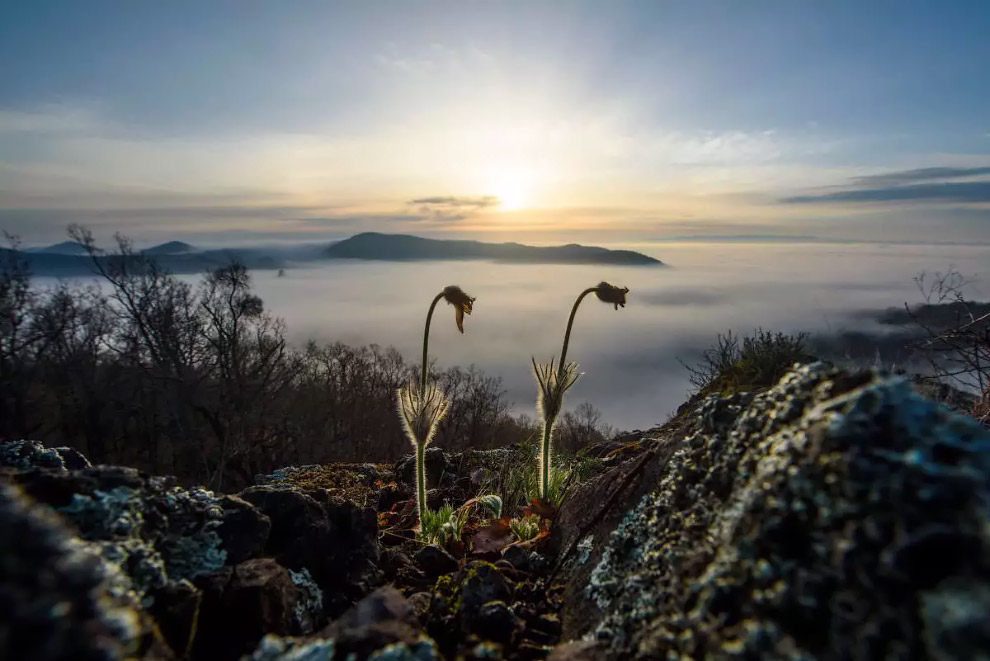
[239,485,382,616]
[5,364,990,660]
[555,363,990,659]
[0,482,158,660]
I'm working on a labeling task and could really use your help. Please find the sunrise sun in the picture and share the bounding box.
[489,171,530,211]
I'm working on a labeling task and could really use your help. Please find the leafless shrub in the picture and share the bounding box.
[905,268,990,426]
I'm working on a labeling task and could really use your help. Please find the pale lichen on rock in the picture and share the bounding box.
[583,363,990,658]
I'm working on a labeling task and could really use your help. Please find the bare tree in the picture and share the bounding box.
[906,268,990,426]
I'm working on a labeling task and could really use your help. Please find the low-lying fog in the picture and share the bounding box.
[240,241,990,430]
[35,240,990,431]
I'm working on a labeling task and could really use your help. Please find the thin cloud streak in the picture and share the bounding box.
[782,181,990,204]
[850,166,990,187]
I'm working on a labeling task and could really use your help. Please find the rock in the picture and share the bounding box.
[414,544,459,578]
[406,591,433,624]
[215,495,270,564]
[53,445,92,469]
[323,586,438,660]
[147,579,201,658]
[473,600,523,645]
[457,561,514,628]
[501,544,531,571]
[395,447,452,487]
[192,559,304,661]
[547,640,607,661]
[0,482,155,660]
[377,482,412,511]
[502,546,550,576]
[558,364,990,658]
[240,485,382,616]
[0,439,91,471]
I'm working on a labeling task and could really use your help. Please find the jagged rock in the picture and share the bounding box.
[147,579,201,658]
[0,482,161,660]
[395,447,452,487]
[473,600,524,646]
[555,364,990,659]
[0,439,92,471]
[216,494,271,564]
[377,482,413,511]
[192,558,304,661]
[323,586,437,659]
[414,544,459,578]
[239,485,382,616]
[502,545,548,575]
[455,561,514,629]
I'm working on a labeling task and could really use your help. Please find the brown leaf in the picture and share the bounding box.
[469,515,514,556]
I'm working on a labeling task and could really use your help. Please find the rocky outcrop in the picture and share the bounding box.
[4,364,990,660]
[0,481,161,660]
[552,363,990,659]
[239,485,382,617]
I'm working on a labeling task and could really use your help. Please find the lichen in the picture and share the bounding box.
[583,363,990,658]
[289,567,324,634]
[367,637,440,660]
[60,486,145,538]
[57,484,228,605]
[248,635,336,661]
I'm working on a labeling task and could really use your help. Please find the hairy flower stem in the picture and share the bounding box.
[421,292,445,393]
[539,416,556,500]
[539,286,598,500]
[416,442,427,524]
[558,287,599,374]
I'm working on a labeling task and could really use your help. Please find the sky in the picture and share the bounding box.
[2,1,989,246]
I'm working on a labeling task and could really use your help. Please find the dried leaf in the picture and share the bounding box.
[469,515,514,556]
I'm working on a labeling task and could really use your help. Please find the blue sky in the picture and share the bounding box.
[1,1,988,245]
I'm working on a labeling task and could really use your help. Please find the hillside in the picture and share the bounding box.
[2,364,988,659]
[143,240,197,255]
[324,232,664,265]
[25,240,89,255]
[1,245,283,277]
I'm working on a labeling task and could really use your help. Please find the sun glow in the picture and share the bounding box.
[488,170,531,211]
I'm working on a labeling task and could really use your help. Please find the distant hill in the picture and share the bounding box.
[143,241,196,255]
[26,241,89,256]
[324,232,664,265]
[3,245,283,277]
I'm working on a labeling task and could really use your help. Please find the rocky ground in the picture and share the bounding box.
[2,363,990,660]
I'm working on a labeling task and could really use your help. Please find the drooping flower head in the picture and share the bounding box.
[442,285,475,333]
[397,380,450,448]
[595,281,629,310]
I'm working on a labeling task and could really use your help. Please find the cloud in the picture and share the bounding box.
[781,181,990,204]
[849,166,990,187]
[407,195,501,222]
[409,195,500,208]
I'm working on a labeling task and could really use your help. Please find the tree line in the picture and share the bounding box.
[0,227,612,489]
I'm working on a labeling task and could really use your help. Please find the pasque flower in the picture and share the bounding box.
[532,282,628,500]
[442,285,475,334]
[399,284,475,530]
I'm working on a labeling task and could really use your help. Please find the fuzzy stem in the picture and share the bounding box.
[422,291,446,393]
[539,415,556,500]
[415,442,427,525]
[539,286,598,501]
[559,287,599,375]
